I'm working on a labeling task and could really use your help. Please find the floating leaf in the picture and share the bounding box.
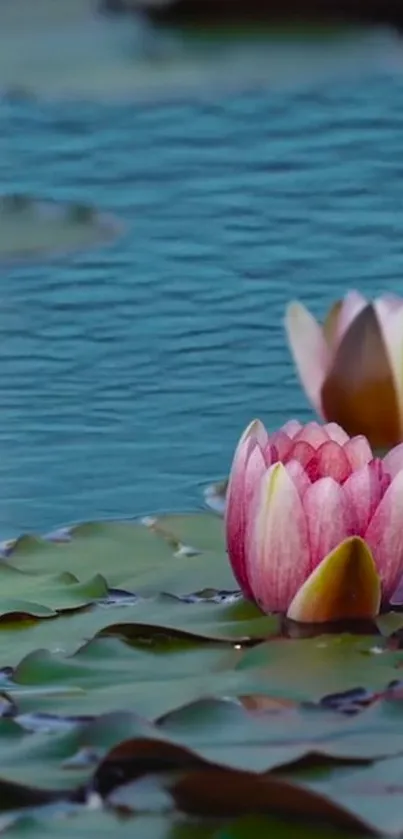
[236,635,403,699]
[0,195,119,261]
[7,519,235,597]
[0,565,108,619]
[9,636,241,721]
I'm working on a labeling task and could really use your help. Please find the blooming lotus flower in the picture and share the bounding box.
[225,419,403,622]
[285,291,403,449]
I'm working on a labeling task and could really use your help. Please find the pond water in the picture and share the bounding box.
[1,22,403,538]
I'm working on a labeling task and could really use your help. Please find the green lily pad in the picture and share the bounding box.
[0,597,277,668]
[6,516,235,598]
[204,481,227,517]
[148,513,225,553]
[0,811,219,839]
[10,636,242,720]
[298,754,403,836]
[0,712,154,795]
[0,565,107,619]
[0,195,119,261]
[237,635,403,700]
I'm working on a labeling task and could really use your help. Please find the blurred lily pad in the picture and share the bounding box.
[0,0,400,100]
[0,811,218,839]
[0,195,119,261]
[204,481,227,517]
[0,711,151,795]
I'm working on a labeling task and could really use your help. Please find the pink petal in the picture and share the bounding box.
[280,419,303,439]
[285,441,316,469]
[383,443,403,479]
[343,460,389,537]
[225,421,268,597]
[375,304,403,431]
[306,440,352,484]
[245,463,310,612]
[302,477,352,570]
[376,293,403,314]
[285,302,330,415]
[365,470,403,602]
[337,290,368,345]
[323,423,350,445]
[285,460,311,500]
[374,295,403,342]
[267,430,293,461]
[343,435,373,470]
[292,421,331,448]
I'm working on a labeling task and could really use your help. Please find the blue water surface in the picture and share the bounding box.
[1,70,403,537]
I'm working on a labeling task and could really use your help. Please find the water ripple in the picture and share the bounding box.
[0,71,403,535]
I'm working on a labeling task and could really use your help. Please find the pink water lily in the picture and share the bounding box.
[285,291,403,449]
[226,419,403,622]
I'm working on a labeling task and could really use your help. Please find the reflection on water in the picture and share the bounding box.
[1,33,403,536]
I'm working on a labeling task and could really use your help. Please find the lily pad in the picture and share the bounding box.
[237,635,403,699]
[9,636,242,720]
[0,511,403,835]
[0,712,152,794]
[203,481,227,517]
[0,195,120,261]
[6,516,235,598]
[0,596,278,669]
[0,811,219,839]
[0,565,107,619]
[0,0,400,100]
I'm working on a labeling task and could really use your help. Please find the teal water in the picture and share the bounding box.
[1,71,403,537]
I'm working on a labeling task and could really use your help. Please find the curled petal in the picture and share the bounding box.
[336,290,368,343]
[321,304,401,449]
[285,460,311,500]
[383,443,403,479]
[286,441,316,469]
[376,293,403,316]
[365,470,403,602]
[376,305,403,437]
[303,477,352,570]
[240,418,269,449]
[285,302,330,414]
[343,461,390,537]
[287,537,381,623]
[306,440,352,484]
[323,423,350,445]
[246,463,310,613]
[292,421,330,448]
[280,419,303,439]
[322,300,343,350]
[225,425,267,597]
[343,435,373,470]
[266,430,293,461]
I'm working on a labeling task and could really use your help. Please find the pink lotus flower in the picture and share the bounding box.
[226,419,403,622]
[285,291,403,449]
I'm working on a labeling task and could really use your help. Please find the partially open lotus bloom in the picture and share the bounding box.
[225,419,403,622]
[285,291,403,449]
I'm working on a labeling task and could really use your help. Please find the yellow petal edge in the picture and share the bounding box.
[287,536,381,624]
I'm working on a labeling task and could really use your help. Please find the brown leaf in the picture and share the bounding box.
[93,738,205,798]
[172,768,372,831]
